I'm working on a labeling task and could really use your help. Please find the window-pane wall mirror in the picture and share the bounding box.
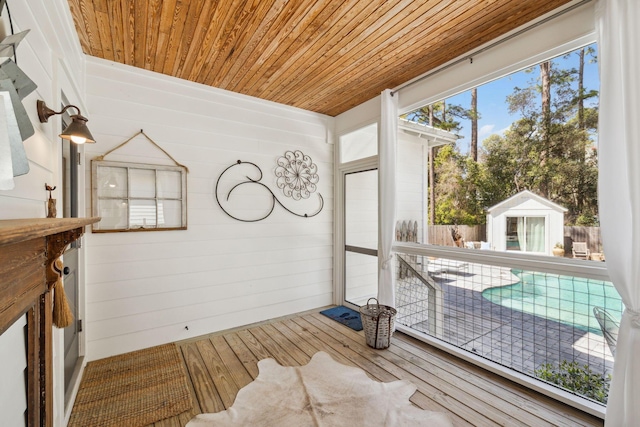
[92,160,187,232]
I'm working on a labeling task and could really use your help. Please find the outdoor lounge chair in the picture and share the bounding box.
[593,306,619,356]
[572,242,591,259]
[426,259,469,274]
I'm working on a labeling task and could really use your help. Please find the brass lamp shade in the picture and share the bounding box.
[37,99,96,144]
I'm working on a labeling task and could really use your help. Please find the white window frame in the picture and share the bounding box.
[505,215,548,254]
[334,154,379,307]
[91,160,188,232]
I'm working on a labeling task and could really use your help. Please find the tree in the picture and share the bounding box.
[428,105,436,226]
[568,46,598,215]
[403,44,599,227]
[404,101,464,225]
[483,55,599,224]
[470,88,478,161]
[539,61,551,198]
[433,145,485,225]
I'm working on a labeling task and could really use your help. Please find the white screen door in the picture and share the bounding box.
[344,169,378,305]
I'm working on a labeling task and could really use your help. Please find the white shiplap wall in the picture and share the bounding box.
[0,315,27,427]
[83,57,334,360]
[0,0,85,219]
[0,1,88,426]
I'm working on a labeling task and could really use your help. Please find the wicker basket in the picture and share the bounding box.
[359,298,397,349]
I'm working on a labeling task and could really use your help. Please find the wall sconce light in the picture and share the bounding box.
[37,100,96,144]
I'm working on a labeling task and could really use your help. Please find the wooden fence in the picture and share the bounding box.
[427,224,602,254]
[427,225,487,246]
[563,226,602,254]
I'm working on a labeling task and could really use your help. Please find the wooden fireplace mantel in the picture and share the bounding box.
[0,217,100,427]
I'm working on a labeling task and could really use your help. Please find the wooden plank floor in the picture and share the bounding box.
[151,308,604,427]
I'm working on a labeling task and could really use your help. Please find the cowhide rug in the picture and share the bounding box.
[187,351,452,427]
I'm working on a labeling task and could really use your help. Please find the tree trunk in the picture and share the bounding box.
[442,100,447,123]
[539,61,551,198]
[540,62,551,124]
[470,87,478,161]
[578,48,585,130]
[576,48,586,212]
[429,105,436,226]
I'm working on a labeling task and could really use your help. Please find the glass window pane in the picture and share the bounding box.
[157,170,182,199]
[130,169,156,198]
[345,170,378,249]
[92,160,187,232]
[397,135,426,244]
[97,199,128,230]
[340,123,377,163]
[345,251,378,305]
[129,199,156,228]
[97,167,127,198]
[506,217,521,251]
[158,200,182,227]
[400,43,600,261]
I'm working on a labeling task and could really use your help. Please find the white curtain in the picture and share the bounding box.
[527,217,545,253]
[516,217,525,251]
[596,1,640,425]
[378,89,397,307]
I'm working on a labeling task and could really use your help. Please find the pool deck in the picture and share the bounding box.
[395,259,614,383]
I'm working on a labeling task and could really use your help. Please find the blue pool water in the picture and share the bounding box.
[481,269,623,334]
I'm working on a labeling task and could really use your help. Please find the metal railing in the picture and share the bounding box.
[393,243,619,407]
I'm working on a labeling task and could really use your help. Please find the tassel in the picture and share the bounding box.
[52,258,74,328]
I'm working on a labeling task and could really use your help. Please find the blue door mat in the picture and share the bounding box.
[320,306,363,331]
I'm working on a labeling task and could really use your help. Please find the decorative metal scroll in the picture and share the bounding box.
[215,160,324,222]
[275,150,319,200]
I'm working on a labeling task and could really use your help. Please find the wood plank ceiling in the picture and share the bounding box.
[67,0,573,117]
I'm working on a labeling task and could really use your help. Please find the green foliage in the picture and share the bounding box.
[432,145,486,225]
[495,55,599,224]
[481,114,599,223]
[575,212,599,226]
[535,361,610,404]
[402,101,464,133]
[406,44,599,226]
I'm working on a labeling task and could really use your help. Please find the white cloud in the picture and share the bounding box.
[478,124,495,139]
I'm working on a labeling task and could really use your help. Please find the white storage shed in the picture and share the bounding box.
[486,190,567,256]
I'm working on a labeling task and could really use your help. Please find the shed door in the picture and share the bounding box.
[505,216,546,253]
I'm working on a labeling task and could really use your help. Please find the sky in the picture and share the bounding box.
[434,42,599,155]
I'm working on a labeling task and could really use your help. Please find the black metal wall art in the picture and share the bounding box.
[215,158,324,222]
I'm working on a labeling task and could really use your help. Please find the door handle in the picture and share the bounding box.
[63,266,70,275]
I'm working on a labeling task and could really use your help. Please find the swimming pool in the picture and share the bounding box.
[481,269,623,334]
